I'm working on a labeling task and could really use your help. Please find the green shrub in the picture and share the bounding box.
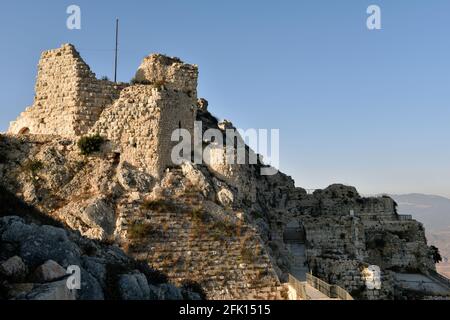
[430,245,443,264]
[128,221,161,240]
[130,77,152,85]
[191,206,210,224]
[77,134,105,156]
[130,77,166,89]
[241,247,258,264]
[23,160,44,176]
[374,238,386,249]
[0,150,7,164]
[211,220,236,238]
[190,207,237,240]
[153,79,167,90]
[142,199,180,213]
[101,76,110,81]
[134,260,169,285]
[159,55,182,65]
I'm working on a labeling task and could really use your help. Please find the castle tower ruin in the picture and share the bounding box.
[8,44,123,136]
[8,44,199,178]
[91,54,198,178]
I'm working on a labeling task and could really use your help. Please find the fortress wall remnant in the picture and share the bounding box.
[9,45,198,179]
[8,44,124,136]
[91,86,196,179]
[135,54,198,96]
[91,54,198,178]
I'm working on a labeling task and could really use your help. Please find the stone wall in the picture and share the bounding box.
[364,218,434,273]
[9,44,124,137]
[113,167,287,300]
[125,209,286,300]
[269,208,434,299]
[9,44,198,179]
[90,84,196,179]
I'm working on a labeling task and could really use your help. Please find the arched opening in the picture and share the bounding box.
[283,220,306,243]
[18,127,30,135]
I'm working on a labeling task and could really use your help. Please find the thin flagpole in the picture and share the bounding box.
[114,19,119,83]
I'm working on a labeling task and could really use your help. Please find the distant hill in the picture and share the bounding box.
[390,193,450,231]
[390,193,450,277]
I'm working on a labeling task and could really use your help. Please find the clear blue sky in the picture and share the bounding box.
[1,0,449,197]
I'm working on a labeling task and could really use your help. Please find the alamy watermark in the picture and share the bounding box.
[367,5,382,30]
[171,121,280,176]
[66,5,81,30]
[363,265,382,290]
[66,265,81,290]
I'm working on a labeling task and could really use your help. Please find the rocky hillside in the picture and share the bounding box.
[0,45,447,300]
[0,186,203,300]
[0,110,444,300]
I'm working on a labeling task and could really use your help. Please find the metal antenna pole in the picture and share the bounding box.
[114,19,119,83]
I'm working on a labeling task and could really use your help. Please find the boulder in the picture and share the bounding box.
[58,197,116,241]
[81,256,107,288]
[81,197,116,238]
[118,273,151,300]
[6,283,35,299]
[0,256,27,280]
[33,260,67,283]
[181,162,213,198]
[217,187,234,207]
[77,268,104,300]
[1,218,81,268]
[24,279,76,300]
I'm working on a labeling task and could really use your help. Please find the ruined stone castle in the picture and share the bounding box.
[1,44,449,300]
[8,44,197,178]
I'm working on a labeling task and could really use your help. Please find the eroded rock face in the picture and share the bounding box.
[55,196,117,241]
[1,218,81,269]
[117,162,154,192]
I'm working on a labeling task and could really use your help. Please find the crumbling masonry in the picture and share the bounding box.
[9,44,197,178]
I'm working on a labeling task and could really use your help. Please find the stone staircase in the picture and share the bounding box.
[304,283,337,300]
[286,241,309,282]
[114,194,287,300]
[287,274,340,300]
[286,240,338,300]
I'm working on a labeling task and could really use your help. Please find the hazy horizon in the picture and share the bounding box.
[1,1,449,198]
